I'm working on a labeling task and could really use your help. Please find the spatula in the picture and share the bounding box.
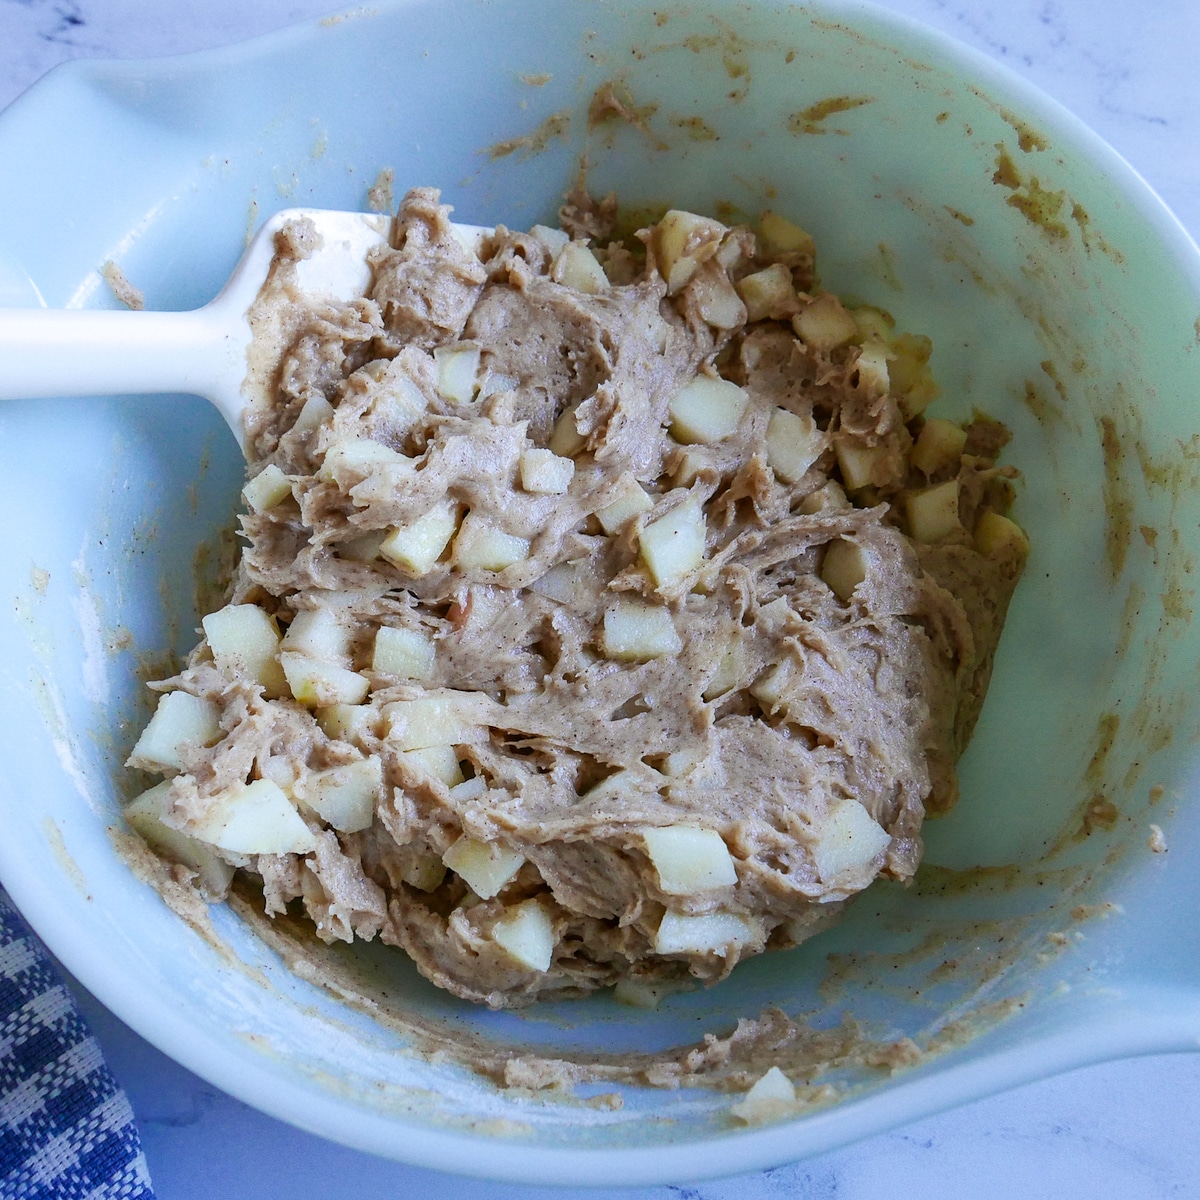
[0,209,491,453]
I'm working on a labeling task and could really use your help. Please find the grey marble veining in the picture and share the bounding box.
[3,1,1200,1196]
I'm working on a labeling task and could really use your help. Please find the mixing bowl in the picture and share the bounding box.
[2,0,1200,1185]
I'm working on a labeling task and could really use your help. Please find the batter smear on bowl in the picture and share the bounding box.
[124,187,1027,1008]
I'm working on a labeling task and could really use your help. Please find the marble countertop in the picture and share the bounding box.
[3,0,1200,1196]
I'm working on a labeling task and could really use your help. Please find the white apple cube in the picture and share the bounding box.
[491,898,556,972]
[452,513,531,571]
[202,604,287,696]
[128,691,221,773]
[602,598,682,661]
[906,479,962,543]
[291,393,335,438]
[318,438,414,486]
[797,481,849,515]
[399,744,465,787]
[442,836,525,900]
[911,417,967,476]
[338,529,386,563]
[821,539,868,602]
[124,781,235,896]
[384,692,488,751]
[735,264,799,322]
[553,243,608,294]
[449,777,488,802]
[372,625,436,679]
[668,376,749,445]
[810,799,890,882]
[702,639,744,700]
[854,340,892,393]
[639,499,707,589]
[730,1067,798,1125]
[834,439,888,491]
[258,755,298,793]
[974,511,1030,559]
[400,853,447,892]
[529,561,581,603]
[188,779,316,856]
[300,757,382,833]
[693,272,746,330]
[548,406,586,457]
[654,209,727,293]
[766,408,825,483]
[519,448,575,495]
[643,825,738,894]
[654,910,759,956]
[749,659,796,711]
[380,500,459,576]
[241,464,292,514]
[757,210,815,259]
[793,294,858,352]
[281,653,369,708]
[434,343,481,403]
[613,977,685,1009]
[281,608,353,664]
[315,704,375,744]
[852,306,894,344]
[597,477,654,534]
[530,224,570,256]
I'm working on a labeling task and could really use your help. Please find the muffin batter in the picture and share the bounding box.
[124,187,1027,1008]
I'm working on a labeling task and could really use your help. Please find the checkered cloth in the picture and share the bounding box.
[0,891,154,1199]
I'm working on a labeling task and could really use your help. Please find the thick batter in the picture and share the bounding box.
[125,188,1026,1008]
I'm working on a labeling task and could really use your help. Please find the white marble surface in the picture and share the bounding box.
[4,0,1200,1195]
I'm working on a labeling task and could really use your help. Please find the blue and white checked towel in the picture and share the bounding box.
[0,891,154,1199]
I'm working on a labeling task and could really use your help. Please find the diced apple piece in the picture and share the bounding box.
[548,406,586,457]
[315,704,375,744]
[188,778,316,856]
[703,639,744,700]
[730,1067,797,1125]
[399,744,465,788]
[520,448,575,495]
[338,529,386,563]
[639,499,707,589]
[766,408,825,484]
[793,294,858,352]
[553,243,609,294]
[452,513,531,571]
[449,777,488,802]
[906,479,962,543]
[319,438,414,486]
[852,306,894,344]
[821,539,868,602]
[128,691,220,773]
[380,501,459,576]
[291,393,335,438]
[202,604,287,696]
[280,653,369,708]
[442,836,525,900]
[854,340,891,394]
[911,417,967,476]
[834,439,888,491]
[654,910,759,956]
[372,369,429,431]
[643,825,738,894]
[400,853,447,892]
[124,781,235,896]
[491,898,556,972]
[281,609,353,664]
[372,625,435,679]
[242,464,292,514]
[654,210,727,294]
[810,799,890,882]
[668,376,749,445]
[301,757,382,833]
[757,211,815,260]
[259,755,298,793]
[974,511,1030,560]
[433,344,481,403]
[597,477,654,534]
[602,598,682,661]
[384,692,489,751]
[613,977,686,1009]
[529,561,581,603]
[749,659,796,711]
[530,224,569,256]
[735,264,800,322]
[891,333,938,418]
[692,272,747,330]
[798,480,849,514]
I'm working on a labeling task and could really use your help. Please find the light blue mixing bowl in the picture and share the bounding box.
[2,0,1199,1184]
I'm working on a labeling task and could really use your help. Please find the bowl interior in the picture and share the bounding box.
[3,0,1200,1182]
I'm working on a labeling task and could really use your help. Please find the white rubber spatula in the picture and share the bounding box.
[0,209,491,453]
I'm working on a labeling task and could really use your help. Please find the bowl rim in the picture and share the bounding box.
[4,0,1200,1184]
